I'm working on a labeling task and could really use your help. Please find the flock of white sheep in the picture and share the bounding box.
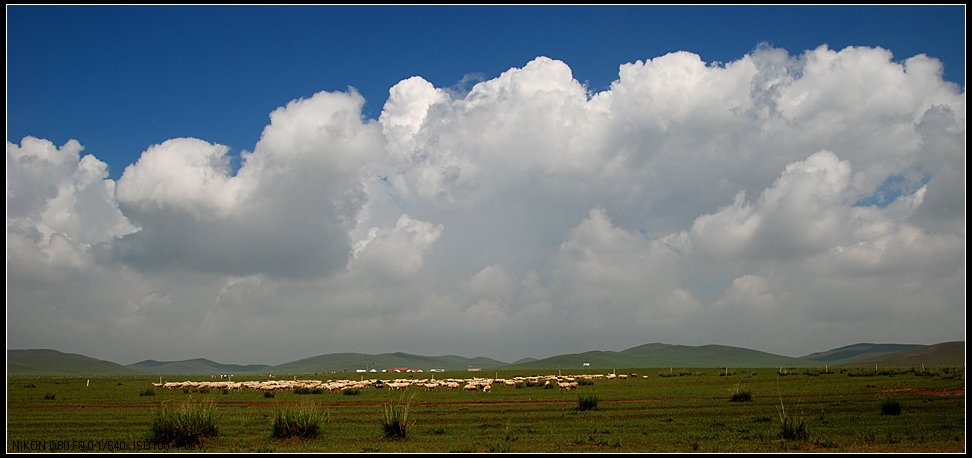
[152,372,635,393]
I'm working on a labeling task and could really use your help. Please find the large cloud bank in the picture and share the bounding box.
[7,45,965,364]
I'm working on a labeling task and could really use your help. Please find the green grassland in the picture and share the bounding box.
[7,367,965,452]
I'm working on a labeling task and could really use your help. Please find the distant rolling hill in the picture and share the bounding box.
[127,358,272,375]
[838,341,965,368]
[271,352,509,374]
[7,349,139,375]
[503,343,817,370]
[8,341,964,376]
[800,343,926,365]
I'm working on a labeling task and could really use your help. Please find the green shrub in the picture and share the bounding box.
[342,388,362,396]
[576,394,599,411]
[271,404,329,439]
[43,393,56,400]
[881,397,902,416]
[577,378,594,386]
[263,390,275,398]
[381,392,416,440]
[148,399,219,447]
[139,388,156,397]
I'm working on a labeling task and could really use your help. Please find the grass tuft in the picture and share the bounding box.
[139,388,156,397]
[881,396,902,416]
[777,390,808,441]
[270,403,329,439]
[294,387,324,395]
[381,391,416,440]
[576,394,599,411]
[148,398,219,448]
[730,384,752,402]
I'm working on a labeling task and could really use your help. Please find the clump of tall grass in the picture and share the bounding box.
[576,394,599,411]
[139,388,156,397]
[802,368,833,376]
[148,398,219,447]
[777,396,808,441]
[43,393,57,400]
[729,385,752,402]
[270,403,329,439]
[847,367,913,377]
[658,368,694,377]
[380,391,416,440]
[342,388,362,396]
[881,396,902,416]
[576,378,594,386]
[263,390,275,398]
[294,387,324,395]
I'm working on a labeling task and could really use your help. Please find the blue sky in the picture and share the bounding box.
[6,5,966,364]
[8,5,966,179]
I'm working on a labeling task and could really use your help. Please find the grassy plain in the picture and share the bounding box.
[6,367,965,452]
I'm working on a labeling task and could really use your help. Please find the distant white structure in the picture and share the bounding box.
[355,369,367,373]
[582,362,590,368]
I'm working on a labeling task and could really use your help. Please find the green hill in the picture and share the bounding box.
[503,343,816,370]
[801,343,925,365]
[839,341,965,368]
[270,352,508,374]
[127,358,272,375]
[7,349,139,375]
[9,341,962,376]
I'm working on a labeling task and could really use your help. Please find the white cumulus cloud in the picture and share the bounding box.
[6,44,965,364]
